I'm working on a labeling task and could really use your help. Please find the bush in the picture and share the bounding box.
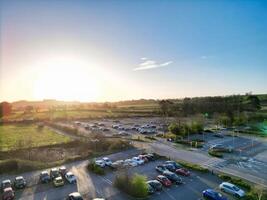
[176,160,209,173]
[114,171,148,198]
[130,174,148,198]
[208,150,223,158]
[175,139,203,148]
[87,161,105,175]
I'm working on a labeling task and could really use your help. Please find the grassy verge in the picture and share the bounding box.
[175,139,204,148]
[176,160,209,173]
[0,124,71,151]
[0,155,87,174]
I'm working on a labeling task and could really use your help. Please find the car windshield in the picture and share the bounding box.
[16,178,24,183]
[162,177,168,181]
[233,186,240,191]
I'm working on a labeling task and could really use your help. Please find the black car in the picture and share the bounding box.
[213,133,224,138]
[147,184,155,194]
[40,171,51,183]
[163,164,176,172]
[155,165,168,173]
[163,171,183,184]
[14,176,26,189]
[147,180,162,191]
[165,161,182,169]
[146,153,156,161]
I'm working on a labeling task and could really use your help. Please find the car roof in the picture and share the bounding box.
[163,171,173,175]
[55,176,62,180]
[206,189,217,194]
[222,182,235,187]
[3,187,13,192]
[2,179,11,183]
[41,171,49,174]
[70,192,82,197]
[66,171,74,175]
[157,175,166,178]
[15,176,24,180]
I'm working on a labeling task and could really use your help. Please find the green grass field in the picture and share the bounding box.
[0,124,71,151]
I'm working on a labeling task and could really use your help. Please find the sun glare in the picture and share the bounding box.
[33,57,100,102]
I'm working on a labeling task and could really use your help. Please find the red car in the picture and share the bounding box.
[138,155,149,163]
[2,187,15,200]
[156,175,172,187]
[176,168,190,176]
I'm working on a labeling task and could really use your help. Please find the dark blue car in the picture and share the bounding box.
[202,189,228,200]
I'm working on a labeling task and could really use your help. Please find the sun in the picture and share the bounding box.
[33,57,100,102]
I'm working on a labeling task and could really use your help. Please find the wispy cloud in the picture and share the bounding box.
[133,58,173,71]
[200,55,215,59]
[200,55,208,59]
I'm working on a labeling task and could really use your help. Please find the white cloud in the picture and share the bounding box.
[133,58,173,71]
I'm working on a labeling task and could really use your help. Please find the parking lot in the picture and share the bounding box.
[0,148,239,200]
[70,117,168,137]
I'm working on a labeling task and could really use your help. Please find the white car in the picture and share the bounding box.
[111,160,124,169]
[124,159,138,167]
[102,157,112,166]
[65,172,77,184]
[219,182,245,198]
[132,157,145,165]
[95,160,106,168]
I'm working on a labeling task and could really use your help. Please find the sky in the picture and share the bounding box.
[0,0,267,102]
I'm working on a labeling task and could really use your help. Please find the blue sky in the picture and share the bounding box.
[0,0,267,102]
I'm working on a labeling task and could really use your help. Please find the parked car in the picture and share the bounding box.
[156,175,172,187]
[147,184,155,194]
[165,161,182,169]
[138,155,149,163]
[155,165,168,174]
[50,168,61,179]
[118,131,129,136]
[176,168,190,176]
[14,176,26,189]
[95,160,106,168]
[146,153,156,161]
[65,172,77,184]
[124,159,138,167]
[59,166,67,176]
[163,163,176,172]
[102,157,112,166]
[67,192,83,200]
[147,180,162,191]
[132,157,145,165]
[202,189,228,200]
[1,180,12,191]
[219,182,245,198]
[40,171,51,183]
[163,171,182,184]
[111,160,124,169]
[213,133,224,138]
[2,187,15,200]
[209,144,233,153]
[53,176,64,187]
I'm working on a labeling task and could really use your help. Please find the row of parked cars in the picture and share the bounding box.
[149,160,245,200]
[95,153,156,169]
[1,176,26,200]
[0,166,78,200]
